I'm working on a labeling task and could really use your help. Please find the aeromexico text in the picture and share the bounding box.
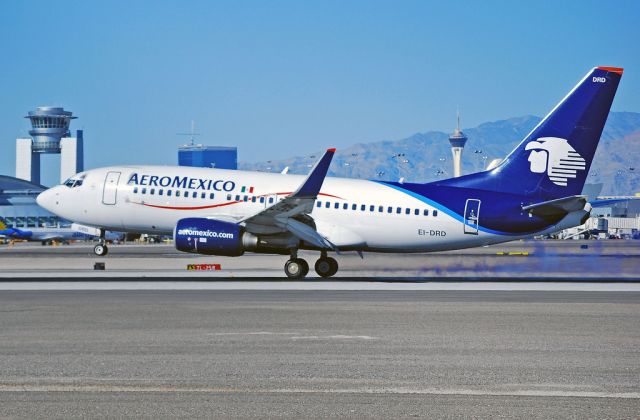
[127,173,236,192]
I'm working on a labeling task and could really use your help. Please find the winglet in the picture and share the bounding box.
[291,148,336,198]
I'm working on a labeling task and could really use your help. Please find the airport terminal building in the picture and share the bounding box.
[0,175,67,229]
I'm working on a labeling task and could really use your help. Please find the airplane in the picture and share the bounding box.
[0,217,121,245]
[37,66,623,278]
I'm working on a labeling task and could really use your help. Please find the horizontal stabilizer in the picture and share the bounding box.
[590,197,640,208]
[522,195,588,218]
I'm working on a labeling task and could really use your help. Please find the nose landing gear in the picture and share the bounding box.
[93,229,109,256]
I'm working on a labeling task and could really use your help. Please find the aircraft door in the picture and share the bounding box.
[102,171,121,205]
[463,199,481,235]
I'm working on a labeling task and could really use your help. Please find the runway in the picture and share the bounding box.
[1,240,639,280]
[1,241,639,417]
[0,290,638,418]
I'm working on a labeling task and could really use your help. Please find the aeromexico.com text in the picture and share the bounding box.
[177,228,235,239]
[128,173,235,192]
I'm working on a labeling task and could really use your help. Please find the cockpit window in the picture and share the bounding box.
[63,175,85,188]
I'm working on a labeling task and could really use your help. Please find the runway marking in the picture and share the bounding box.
[206,332,379,340]
[0,384,637,399]
[207,332,299,336]
[290,335,379,340]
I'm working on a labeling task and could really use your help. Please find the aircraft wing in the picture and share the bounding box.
[239,148,337,250]
[522,195,588,218]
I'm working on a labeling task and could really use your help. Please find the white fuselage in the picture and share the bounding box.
[37,165,580,253]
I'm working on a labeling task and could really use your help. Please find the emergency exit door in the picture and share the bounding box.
[463,199,481,235]
[102,171,121,205]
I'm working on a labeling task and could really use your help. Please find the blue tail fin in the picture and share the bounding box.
[440,67,623,200]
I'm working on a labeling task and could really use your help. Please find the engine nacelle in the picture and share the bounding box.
[174,218,246,256]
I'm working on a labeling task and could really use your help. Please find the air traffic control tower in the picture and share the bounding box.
[16,107,83,185]
[448,111,468,178]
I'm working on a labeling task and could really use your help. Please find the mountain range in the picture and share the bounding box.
[239,111,640,196]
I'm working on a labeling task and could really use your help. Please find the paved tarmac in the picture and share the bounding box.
[1,240,639,279]
[0,290,639,418]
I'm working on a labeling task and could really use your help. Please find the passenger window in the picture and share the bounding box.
[378,206,383,212]
[260,197,265,203]
[133,187,138,193]
[158,189,163,196]
[343,203,348,210]
[360,205,366,211]
[227,194,232,201]
[396,207,402,214]
[235,195,240,201]
[325,202,330,208]
[252,196,256,203]
[423,209,429,216]
[334,203,340,209]
[317,201,322,208]
[352,204,357,210]
[184,191,189,197]
[433,210,438,217]
[387,206,392,213]
[405,208,410,215]
[141,188,147,194]
[414,209,419,215]
[210,193,215,199]
[192,192,197,198]
[150,189,155,195]
[370,205,375,212]
[243,195,248,202]
[269,197,274,204]
[167,190,172,197]
[176,191,181,197]
[201,192,206,199]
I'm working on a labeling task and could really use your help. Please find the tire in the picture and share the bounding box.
[94,244,108,256]
[284,258,308,279]
[298,258,309,278]
[315,258,333,278]
[326,257,338,277]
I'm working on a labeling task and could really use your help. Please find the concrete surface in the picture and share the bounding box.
[0,290,638,418]
[1,240,639,279]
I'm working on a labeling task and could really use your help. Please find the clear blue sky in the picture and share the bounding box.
[1,0,638,185]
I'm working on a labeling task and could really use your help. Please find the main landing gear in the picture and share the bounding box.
[93,229,108,256]
[284,250,338,279]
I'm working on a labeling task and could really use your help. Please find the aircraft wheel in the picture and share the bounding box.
[326,257,338,277]
[94,244,108,256]
[315,257,338,278]
[285,258,308,279]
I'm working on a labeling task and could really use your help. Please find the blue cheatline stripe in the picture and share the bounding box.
[372,181,522,236]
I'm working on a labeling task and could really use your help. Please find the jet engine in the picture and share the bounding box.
[174,218,298,256]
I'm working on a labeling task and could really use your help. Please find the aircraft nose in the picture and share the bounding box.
[36,187,59,212]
